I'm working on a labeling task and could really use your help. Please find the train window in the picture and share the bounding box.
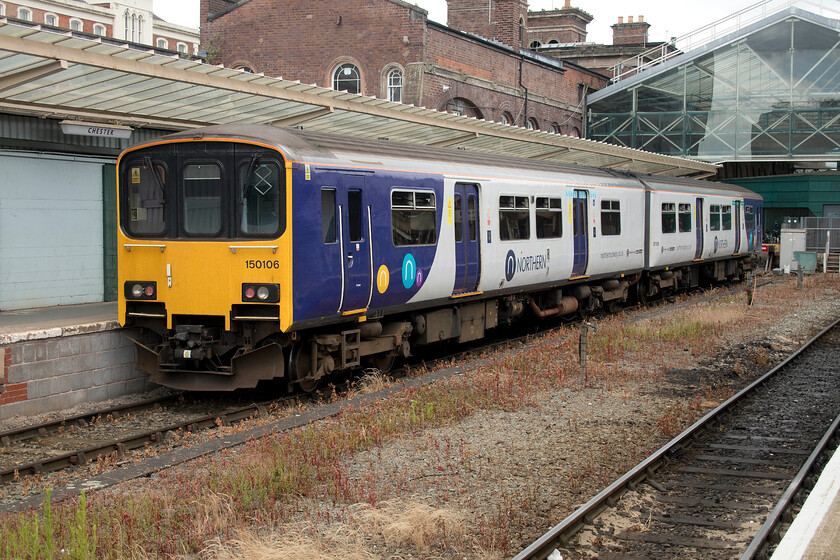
[746,206,755,230]
[678,203,692,233]
[183,163,223,235]
[321,188,337,243]
[710,205,721,231]
[348,190,363,242]
[391,190,437,246]
[239,160,281,235]
[454,194,463,242]
[125,160,167,236]
[536,197,563,239]
[661,203,677,234]
[722,205,732,230]
[468,195,477,242]
[499,195,530,241]
[601,200,621,236]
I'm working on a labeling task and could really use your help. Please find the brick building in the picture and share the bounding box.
[200,0,607,136]
[1,0,199,54]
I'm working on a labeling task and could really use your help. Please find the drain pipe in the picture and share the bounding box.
[519,56,528,127]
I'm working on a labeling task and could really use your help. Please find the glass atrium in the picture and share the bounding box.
[587,8,840,163]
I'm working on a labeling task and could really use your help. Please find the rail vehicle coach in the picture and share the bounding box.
[117,124,762,391]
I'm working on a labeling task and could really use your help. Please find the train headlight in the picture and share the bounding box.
[125,281,157,300]
[242,284,279,303]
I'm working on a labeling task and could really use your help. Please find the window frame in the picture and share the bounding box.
[18,8,32,21]
[536,196,563,239]
[333,63,361,94]
[386,67,403,103]
[157,38,169,49]
[237,157,284,238]
[391,189,437,246]
[177,42,188,54]
[321,188,337,244]
[721,205,732,230]
[710,204,721,231]
[678,203,692,233]
[745,205,755,231]
[93,24,106,36]
[499,195,531,241]
[601,199,621,236]
[69,18,83,32]
[661,202,677,234]
[180,160,226,237]
[44,13,58,26]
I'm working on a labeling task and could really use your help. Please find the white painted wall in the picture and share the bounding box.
[0,153,104,310]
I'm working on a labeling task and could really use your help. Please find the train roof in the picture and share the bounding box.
[143,124,761,200]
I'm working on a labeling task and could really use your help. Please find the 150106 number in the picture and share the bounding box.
[245,260,280,269]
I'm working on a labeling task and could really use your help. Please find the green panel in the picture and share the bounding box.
[102,164,118,302]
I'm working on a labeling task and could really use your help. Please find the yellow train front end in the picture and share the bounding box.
[117,137,293,390]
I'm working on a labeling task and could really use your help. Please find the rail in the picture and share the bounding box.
[512,316,840,560]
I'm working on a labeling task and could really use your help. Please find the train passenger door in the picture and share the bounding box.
[453,183,481,294]
[694,197,704,260]
[338,175,371,312]
[572,189,589,277]
[734,201,742,254]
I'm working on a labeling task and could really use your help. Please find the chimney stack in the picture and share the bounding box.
[612,12,651,45]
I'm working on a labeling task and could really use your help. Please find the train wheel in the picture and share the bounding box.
[372,353,396,374]
[636,277,650,306]
[288,343,320,393]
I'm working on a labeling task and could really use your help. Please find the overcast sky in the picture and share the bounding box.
[152,0,775,45]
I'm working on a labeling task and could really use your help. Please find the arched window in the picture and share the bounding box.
[234,66,255,73]
[333,63,360,94]
[0,3,5,17]
[387,68,402,103]
[444,98,483,120]
[177,42,188,54]
[519,17,525,44]
[529,40,541,49]
[499,112,514,126]
[137,16,143,41]
[70,18,83,32]
[570,127,581,138]
[549,123,561,134]
[18,8,32,21]
[44,13,58,26]
[548,39,560,45]
[156,38,168,49]
[93,24,106,36]
[525,118,539,131]
[124,11,130,40]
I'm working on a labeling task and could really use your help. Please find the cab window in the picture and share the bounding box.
[182,163,223,235]
[125,159,167,236]
[239,159,282,236]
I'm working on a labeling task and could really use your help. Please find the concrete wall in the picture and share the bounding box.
[0,324,155,421]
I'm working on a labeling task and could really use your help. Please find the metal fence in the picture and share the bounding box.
[804,216,840,252]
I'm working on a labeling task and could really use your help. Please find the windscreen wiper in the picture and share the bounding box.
[143,156,166,204]
[240,155,259,202]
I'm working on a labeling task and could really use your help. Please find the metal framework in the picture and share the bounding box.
[589,7,840,163]
[0,18,717,178]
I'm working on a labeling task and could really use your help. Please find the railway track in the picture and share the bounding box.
[0,280,766,509]
[514,318,840,560]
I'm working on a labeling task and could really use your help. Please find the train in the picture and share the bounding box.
[117,124,762,391]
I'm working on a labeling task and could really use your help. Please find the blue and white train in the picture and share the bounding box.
[117,125,762,391]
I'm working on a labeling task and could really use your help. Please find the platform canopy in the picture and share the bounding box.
[0,18,718,178]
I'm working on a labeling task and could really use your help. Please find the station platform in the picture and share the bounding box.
[0,302,152,421]
[770,444,840,560]
[0,301,118,342]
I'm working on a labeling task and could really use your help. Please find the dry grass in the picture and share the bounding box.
[205,526,373,560]
[351,369,391,395]
[351,499,469,552]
